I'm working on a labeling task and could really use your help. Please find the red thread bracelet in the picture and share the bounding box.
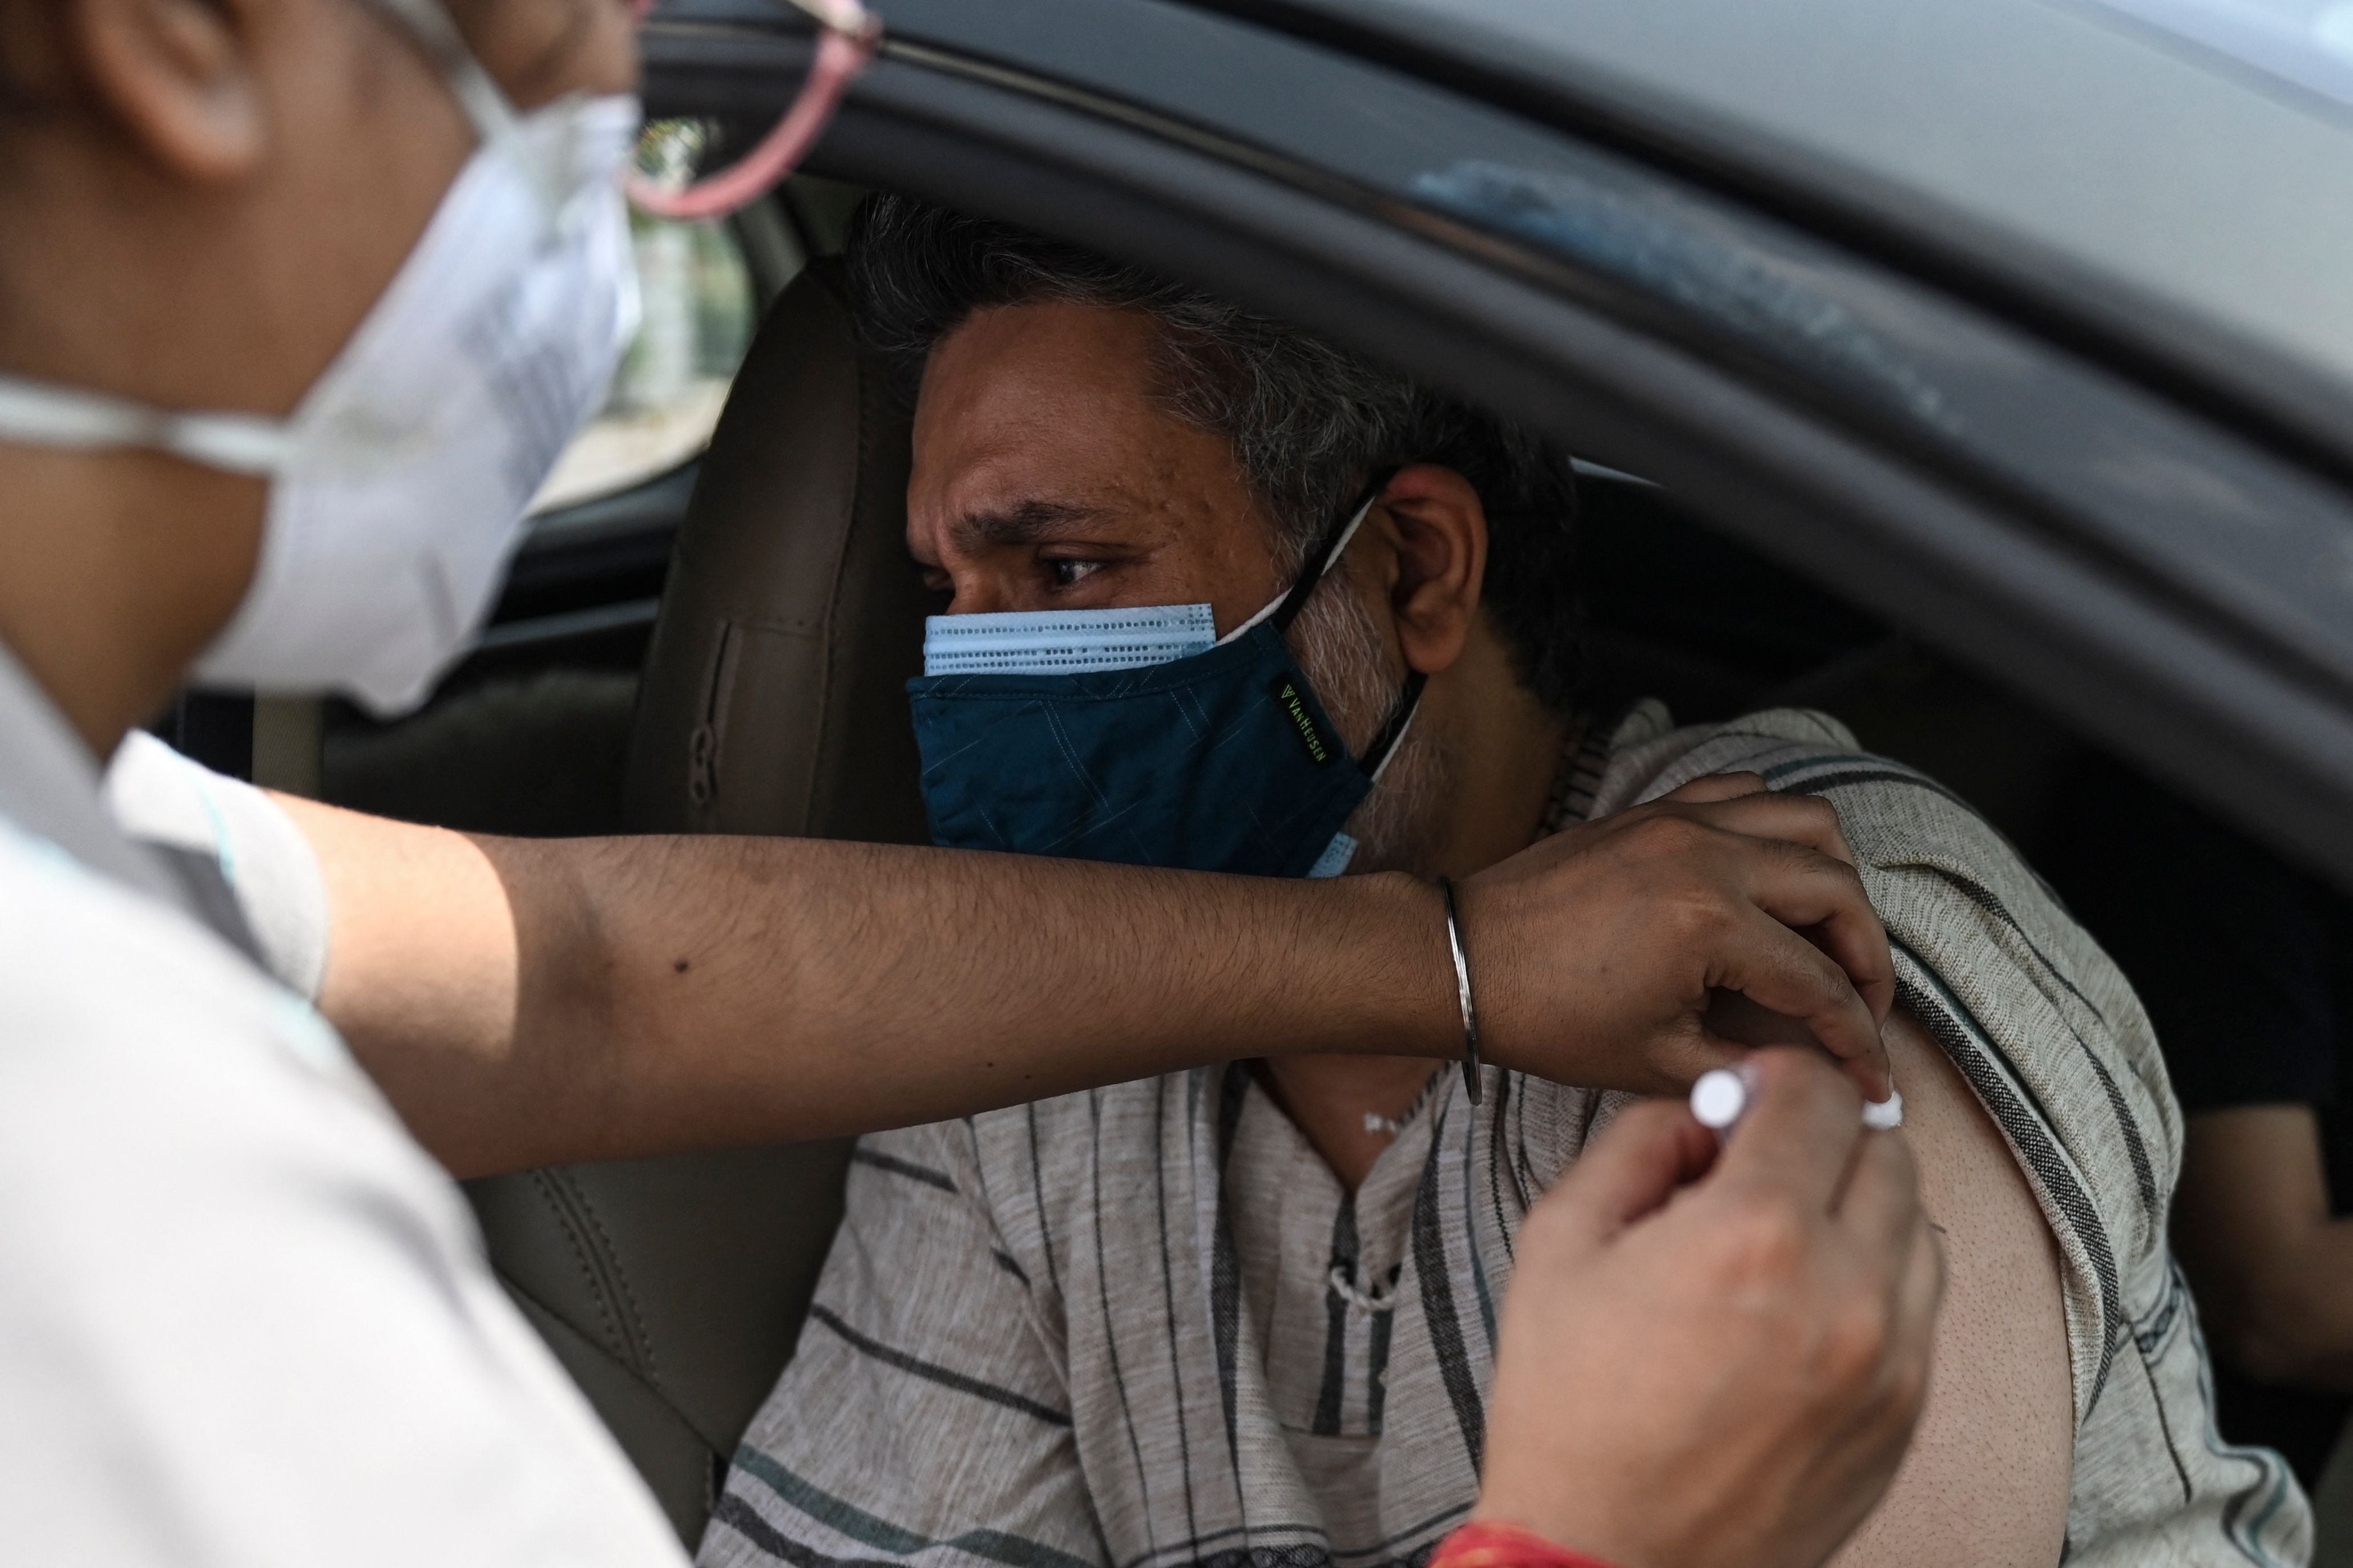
[1427,1520,1622,1568]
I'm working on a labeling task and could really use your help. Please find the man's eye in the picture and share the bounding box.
[1048,560,1104,589]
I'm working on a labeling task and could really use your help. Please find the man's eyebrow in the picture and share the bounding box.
[950,499,1114,548]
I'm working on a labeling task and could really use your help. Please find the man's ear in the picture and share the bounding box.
[73,0,265,181]
[1378,462,1488,678]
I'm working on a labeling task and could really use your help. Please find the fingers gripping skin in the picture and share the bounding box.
[1458,778,1895,1101]
[1476,1050,1943,1568]
[1672,790,1895,1038]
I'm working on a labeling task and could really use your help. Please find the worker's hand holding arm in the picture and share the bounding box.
[278,773,1891,1177]
[1477,1048,1942,1568]
[1455,771,1894,1099]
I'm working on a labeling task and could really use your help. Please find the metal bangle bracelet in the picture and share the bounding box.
[1438,877,1483,1105]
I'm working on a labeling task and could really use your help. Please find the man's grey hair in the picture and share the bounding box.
[847,194,1584,717]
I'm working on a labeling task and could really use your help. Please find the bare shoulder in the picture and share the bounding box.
[1831,1009,2072,1568]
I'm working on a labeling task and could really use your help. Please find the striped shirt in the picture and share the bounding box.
[703,704,2311,1568]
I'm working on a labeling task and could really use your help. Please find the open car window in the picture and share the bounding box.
[530,122,760,516]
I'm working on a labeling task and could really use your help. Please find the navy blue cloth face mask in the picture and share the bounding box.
[907,483,1425,879]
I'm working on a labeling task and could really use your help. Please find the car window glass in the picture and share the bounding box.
[2080,0,2353,110]
[531,122,758,515]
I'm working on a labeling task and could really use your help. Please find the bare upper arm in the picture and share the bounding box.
[1829,1008,2072,1568]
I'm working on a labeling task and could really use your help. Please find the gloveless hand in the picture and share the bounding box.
[1458,773,1896,1101]
[1476,1048,1942,1568]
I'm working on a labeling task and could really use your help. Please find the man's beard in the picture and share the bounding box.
[1286,562,1448,876]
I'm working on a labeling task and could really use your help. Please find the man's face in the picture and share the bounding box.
[907,300,1454,873]
[907,302,1295,635]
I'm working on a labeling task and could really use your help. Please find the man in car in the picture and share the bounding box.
[0,2,1950,1566]
[706,197,2305,1568]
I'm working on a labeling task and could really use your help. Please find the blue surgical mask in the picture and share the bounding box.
[907,485,1423,879]
[920,603,1216,676]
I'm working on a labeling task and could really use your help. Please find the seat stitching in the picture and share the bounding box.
[566,1175,663,1388]
[489,1263,726,1458]
[529,1169,621,1355]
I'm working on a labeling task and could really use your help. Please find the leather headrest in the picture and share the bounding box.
[625,261,931,843]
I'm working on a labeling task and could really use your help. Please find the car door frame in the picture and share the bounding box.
[644,0,2353,889]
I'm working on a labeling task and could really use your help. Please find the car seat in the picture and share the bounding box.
[461,260,933,1549]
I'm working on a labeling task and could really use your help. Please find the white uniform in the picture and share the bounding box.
[0,649,684,1566]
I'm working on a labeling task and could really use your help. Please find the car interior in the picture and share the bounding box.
[146,163,2347,1554]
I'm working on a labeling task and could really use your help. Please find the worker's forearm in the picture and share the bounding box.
[288,798,1455,1176]
[288,778,1895,1181]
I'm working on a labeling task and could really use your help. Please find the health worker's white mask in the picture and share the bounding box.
[0,21,643,717]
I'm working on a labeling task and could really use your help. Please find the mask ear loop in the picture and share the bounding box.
[1214,480,1387,648]
[1269,472,1397,637]
[369,0,540,191]
[1360,670,1428,781]
[623,0,882,222]
[0,374,293,475]
[1257,470,1431,777]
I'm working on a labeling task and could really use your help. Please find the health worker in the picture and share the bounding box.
[0,3,1938,1566]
